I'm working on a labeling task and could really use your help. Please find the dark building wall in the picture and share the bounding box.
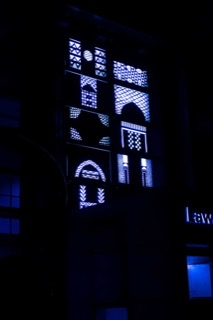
[2,3,213,320]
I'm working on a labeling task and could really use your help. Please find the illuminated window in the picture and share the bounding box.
[96,307,128,320]
[121,121,147,152]
[141,158,152,187]
[0,174,20,208]
[0,218,20,235]
[95,47,107,77]
[81,75,97,108]
[113,61,148,87]
[187,256,213,298]
[114,85,150,121]
[117,154,129,184]
[69,38,81,70]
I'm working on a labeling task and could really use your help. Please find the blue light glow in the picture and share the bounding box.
[95,47,107,77]
[75,160,106,182]
[69,38,81,70]
[96,307,128,320]
[114,85,150,121]
[117,154,129,184]
[114,61,148,87]
[81,75,97,108]
[0,218,20,234]
[0,174,20,208]
[187,256,213,298]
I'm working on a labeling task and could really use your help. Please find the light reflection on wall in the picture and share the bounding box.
[187,256,213,298]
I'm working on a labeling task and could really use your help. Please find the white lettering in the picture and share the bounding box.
[193,212,202,223]
[201,213,213,224]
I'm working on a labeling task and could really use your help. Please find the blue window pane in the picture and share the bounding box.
[0,174,10,195]
[11,197,20,208]
[0,218,10,234]
[96,308,128,320]
[187,256,213,298]
[11,219,20,235]
[0,195,10,207]
[12,176,20,196]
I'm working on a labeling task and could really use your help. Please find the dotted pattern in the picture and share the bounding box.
[114,85,150,121]
[113,61,148,87]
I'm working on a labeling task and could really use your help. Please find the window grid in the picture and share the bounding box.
[113,61,148,87]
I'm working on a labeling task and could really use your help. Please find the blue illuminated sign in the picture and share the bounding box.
[185,207,213,225]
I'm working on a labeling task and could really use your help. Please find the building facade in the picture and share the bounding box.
[0,3,213,320]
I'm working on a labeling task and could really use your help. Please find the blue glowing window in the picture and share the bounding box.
[69,38,81,70]
[0,218,20,235]
[141,158,152,187]
[95,47,107,77]
[75,160,106,182]
[113,61,148,87]
[0,174,20,208]
[79,185,105,209]
[117,154,129,184]
[121,121,147,152]
[81,75,97,108]
[96,307,128,320]
[114,85,150,121]
[187,256,213,298]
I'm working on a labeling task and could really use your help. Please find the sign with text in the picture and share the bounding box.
[185,207,213,225]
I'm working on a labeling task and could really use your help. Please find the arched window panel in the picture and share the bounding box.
[113,61,148,88]
[114,85,150,122]
[68,38,107,78]
[75,160,106,182]
[81,75,97,108]
[67,145,111,182]
[68,107,110,149]
[121,121,148,153]
[64,73,110,114]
